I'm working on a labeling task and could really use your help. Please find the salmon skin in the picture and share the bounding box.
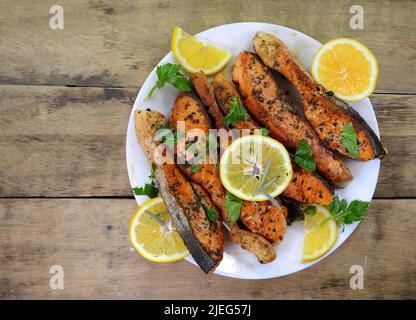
[134,110,223,273]
[232,51,353,187]
[170,92,280,258]
[253,32,387,161]
[213,73,334,205]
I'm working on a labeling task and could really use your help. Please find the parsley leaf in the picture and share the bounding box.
[340,122,359,158]
[324,195,369,228]
[146,63,191,100]
[225,191,243,222]
[223,96,249,126]
[132,184,158,198]
[190,164,201,173]
[260,127,271,136]
[303,205,317,216]
[294,139,316,172]
[132,164,159,198]
[207,208,218,222]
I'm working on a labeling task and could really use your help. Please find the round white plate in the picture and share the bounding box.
[126,22,381,279]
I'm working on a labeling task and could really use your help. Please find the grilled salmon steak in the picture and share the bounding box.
[135,110,223,273]
[170,92,282,253]
[253,32,386,161]
[213,73,333,205]
[190,71,225,130]
[232,51,353,187]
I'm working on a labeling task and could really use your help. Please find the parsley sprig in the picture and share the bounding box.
[340,122,359,158]
[146,63,191,100]
[207,208,219,222]
[294,139,316,172]
[225,191,243,222]
[321,195,369,230]
[132,164,159,198]
[260,128,271,136]
[223,96,249,126]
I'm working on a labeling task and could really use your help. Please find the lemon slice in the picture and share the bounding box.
[311,38,378,102]
[129,197,189,262]
[172,26,232,75]
[219,135,293,201]
[301,204,338,263]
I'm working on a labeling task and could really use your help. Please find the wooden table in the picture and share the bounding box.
[1,0,415,299]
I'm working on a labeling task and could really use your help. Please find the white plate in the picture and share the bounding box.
[126,22,381,279]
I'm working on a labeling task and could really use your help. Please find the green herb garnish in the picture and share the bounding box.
[223,96,249,126]
[260,127,271,136]
[147,63,191,100]
[207,208,218,222]
[304,205,317,216]
[340,122,359,158]
[132,164,159,198]
[132,184,158,198]
[225,191,243,222]
[294,139,316,172]
[321,195,369,229]
[190,164,201,173]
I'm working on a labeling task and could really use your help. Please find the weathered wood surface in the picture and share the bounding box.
[0,199,414,299]
[0,0,415,93]
[0,85,414,198]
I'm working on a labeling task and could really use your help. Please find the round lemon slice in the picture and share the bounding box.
[311,38,378,102]
[171,26,232,75]
[219,135,293,201]
[301,204,338,263]
[129,197,189,263]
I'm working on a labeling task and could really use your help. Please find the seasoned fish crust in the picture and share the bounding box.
[253,32,386,161]
[232,51,352,187]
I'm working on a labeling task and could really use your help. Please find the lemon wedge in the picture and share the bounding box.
[219,135,293,202]
[301,204,338,263]
[171,26,232,75]
[311,38,378,101]
[129,197,189,262]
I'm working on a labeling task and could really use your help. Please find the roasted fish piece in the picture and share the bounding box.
[213,72,334,205]
[253,32,386,161]
[190,71,225,130]
[232,51,353,187]
[135,110,223,273]
[170,92,279,257]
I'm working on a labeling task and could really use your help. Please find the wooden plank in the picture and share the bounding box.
[0,85,414,198]
[0,0,415,93]
[0,85,136,197]
[0,198,414,299]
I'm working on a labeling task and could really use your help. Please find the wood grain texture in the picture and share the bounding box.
[0,0,415,93]
[0,198,414,299]
[0,85,414,198]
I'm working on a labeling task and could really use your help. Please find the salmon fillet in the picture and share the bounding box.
[170,93,277,260]
[134,110,223,273]
[253,32,387,161]
[190,71,226,130]
[232,51,353,187]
